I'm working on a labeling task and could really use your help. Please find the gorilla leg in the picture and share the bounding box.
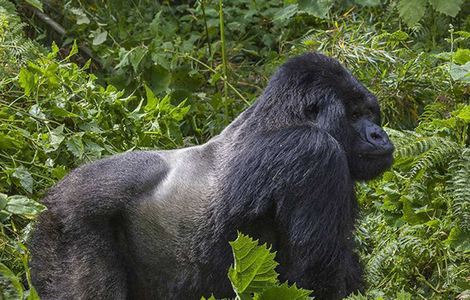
[31,208,128,299]
[30,151,167,299]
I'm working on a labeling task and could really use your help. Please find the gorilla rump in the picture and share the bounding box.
[30,53,394,299]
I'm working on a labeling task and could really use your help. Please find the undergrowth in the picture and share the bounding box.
[0,0,469,299]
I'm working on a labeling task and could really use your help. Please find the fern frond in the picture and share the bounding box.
[407,139,460,178]
[447,149,470,231]
[366,240,399,285]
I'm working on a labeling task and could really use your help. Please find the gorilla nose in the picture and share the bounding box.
[365,125,389,146]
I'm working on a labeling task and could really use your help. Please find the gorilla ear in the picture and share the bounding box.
[304,104,320,120]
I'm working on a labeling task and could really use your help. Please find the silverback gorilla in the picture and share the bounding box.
[30,53,394,299]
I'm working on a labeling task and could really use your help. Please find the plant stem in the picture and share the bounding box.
[200,0,212,63]
[218,0,229,124]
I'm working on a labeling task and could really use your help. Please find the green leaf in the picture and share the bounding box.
[12,166,34,193]
[273,4,299,22]
[446,227,470,251]
[398,0,427,26]
[453,48,470,65]
[46,124,65,152]
[23,0,43,12]
[66,134,85,158]
[66,40,79,59]
[428,0,464,17]
[456,105,470,121]
[147,65,171,93]
[228,233,279,298]
[0,262,24,299]
[18,68,35,96]
[5,195,46,218]
[92,31,108,46]
[355,0,381,6]
[0,133,21,150]
[297,0,335,18]
[144,84,157,111]
[0,193,7,210]
[449,62,470,82]
[254,282,312,300]
[130,46,148,73]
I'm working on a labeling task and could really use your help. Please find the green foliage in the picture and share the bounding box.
[0,3,190,298]
[1,0,469,299]
[206,233,312,300]
[353,104,470,299]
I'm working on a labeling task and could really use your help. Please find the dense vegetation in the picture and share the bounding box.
[0,0,469,299]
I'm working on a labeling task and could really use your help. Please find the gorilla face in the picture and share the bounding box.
[265,53,394,181]
[346,99,394,181]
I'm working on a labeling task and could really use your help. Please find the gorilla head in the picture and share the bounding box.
[30,53,393,300]
[242,53,394,180]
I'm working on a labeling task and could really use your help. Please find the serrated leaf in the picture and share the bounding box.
[66,135,85,158]
[428,0,463,17]
[398,0,427,27]
[298,0,335,18]
[12,166,33,193]
[254,282,312,300]
[273,4,299,22]
[6,195,46,218]
[228,233,279,297]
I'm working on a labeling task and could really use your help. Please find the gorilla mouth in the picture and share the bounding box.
[357,148,394,157]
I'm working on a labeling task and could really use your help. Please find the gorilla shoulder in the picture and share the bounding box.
[42,151,169,218]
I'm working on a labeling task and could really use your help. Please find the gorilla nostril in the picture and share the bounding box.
[370,132,382,140]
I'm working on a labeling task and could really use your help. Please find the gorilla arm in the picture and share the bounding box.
[219,125,360,299]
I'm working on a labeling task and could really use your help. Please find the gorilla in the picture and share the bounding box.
[30,53,394,299]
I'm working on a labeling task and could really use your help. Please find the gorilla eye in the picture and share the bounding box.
[351,111,361,120]
[305,105,319,120]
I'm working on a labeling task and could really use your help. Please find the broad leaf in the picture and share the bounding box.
[12,166,33,193]
[428,0,464,17]
[449,62,470,82]
[66,134,85,158]
[453,48,470,65]
[398,0,427,26]
[228,233,279,298]
[6,195,46,218]
[92,31,108,46]
[297,0,335,18]
[254,283,312,300]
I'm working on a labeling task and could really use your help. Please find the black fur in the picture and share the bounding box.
[30,53,394,299]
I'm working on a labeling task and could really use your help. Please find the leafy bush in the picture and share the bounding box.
[354,104,470,299]
[1,3,190,297]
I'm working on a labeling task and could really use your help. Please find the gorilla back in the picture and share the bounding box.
[30,53,394,299]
